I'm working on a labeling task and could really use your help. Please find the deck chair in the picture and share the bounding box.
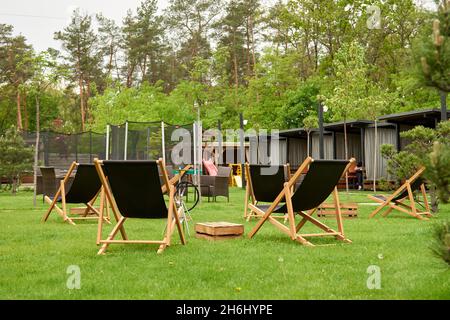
[94,159,186,255]
[244,164,290,221]
[42,162,107,225]
[368,167,432,220]
[248,157,355,246]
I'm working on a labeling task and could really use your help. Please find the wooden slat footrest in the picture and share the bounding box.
[317,203,358,218]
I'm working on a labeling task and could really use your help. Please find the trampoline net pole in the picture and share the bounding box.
[105,125,110,160]
[124,121,128,160]
[161,121,166,164]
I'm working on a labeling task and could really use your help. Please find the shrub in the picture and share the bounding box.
[0,127,34,194]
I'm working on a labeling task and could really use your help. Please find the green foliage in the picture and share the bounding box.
[0,126,33,194]
[380,144,420,183]
[432,221,450,266]
[281,81,319,129]
[377,178,393,192]
[0,1,445,135]
[302,112,318,131]
[383,121,450,203]
[428,141,450,203]
[415,1,450,93]
[88,82,200,132]
[326,41,367,122]
[425,121,450,203]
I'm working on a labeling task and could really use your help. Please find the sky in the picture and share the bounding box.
[0,0,169,52]
[0,0,438,53]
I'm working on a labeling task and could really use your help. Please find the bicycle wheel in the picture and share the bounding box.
[175,181,200,212]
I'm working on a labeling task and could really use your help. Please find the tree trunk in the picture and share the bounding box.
[372,121,378,191]
[12,176,18,195]
[86,79,91,126]
[344,119,349,193]
[23,90,29,130]
[245,17,251,80]
[108,41,114,76]
[79,76,85,131]
[126,64,135,88]
[33,95,40,206]
[233,30,239,90]
[440,90,448,121]
[16,90,23,130]
[249,15,257,78]
[430,186,439,213]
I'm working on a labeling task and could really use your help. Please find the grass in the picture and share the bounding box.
[0,188,449,299]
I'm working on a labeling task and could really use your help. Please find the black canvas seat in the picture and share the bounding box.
[373,178,424,203]
[272,160,349,213]
[42,162,106,225]
[244,164,288,220]
[94,159,186,254]
[368,168,432,220]
[248,157,355,246]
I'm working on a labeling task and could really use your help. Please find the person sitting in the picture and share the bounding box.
[355,161,364,190]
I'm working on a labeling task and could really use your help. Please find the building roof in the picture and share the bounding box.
[247,108,447,141]
[378,108,449,127]
[322,120,373,133]
[278,127,335,139]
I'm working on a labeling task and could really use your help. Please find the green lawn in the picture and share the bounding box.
[0,188,449,299]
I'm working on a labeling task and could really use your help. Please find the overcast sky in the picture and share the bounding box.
[0,0,437,53]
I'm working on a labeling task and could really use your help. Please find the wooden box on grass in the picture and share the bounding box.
[317,203,358,218]
[195,222,244,240]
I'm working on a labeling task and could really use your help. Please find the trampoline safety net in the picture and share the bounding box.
[108,121,194,167]
[19,121,195,170]
[21,131,107,169]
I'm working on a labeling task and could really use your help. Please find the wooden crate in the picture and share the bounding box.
[317,203,358,218]
[195,233,243,241]
[195,222,244,237]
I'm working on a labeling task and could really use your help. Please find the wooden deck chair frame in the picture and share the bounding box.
[94,158,186,255]
[244,163,291,222]
[368,167,432,220]
[248,157,355,246]
[161,164,191,195]
[42,162,109,225]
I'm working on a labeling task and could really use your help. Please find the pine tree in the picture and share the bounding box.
[54,9,103,130]
[165,0,223,80]
[418,0,450,120]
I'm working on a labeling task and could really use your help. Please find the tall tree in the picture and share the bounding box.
[165,0,223,80]
[326,41,367,191]
[417,0,450,120]
[96,13,121,80]
[27,49,67,205]
[0,24,33,130]
[54,9,103,130]
[121,0,166,86]
[214,0,247,88]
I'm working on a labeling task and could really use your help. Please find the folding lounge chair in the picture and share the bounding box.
[248,157,355,246]
[244,164,289,221]
[368,167,432,220]
[42,162,107,225]
[94,159,186,255]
